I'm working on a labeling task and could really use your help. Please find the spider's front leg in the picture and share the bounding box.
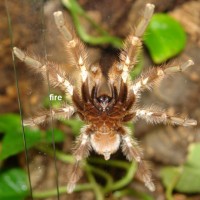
[109,4,155,84]
[131,60,194,96]
[120,126,155,191]
[13,47,74,96]
[67,126,91,193]
[53,11,89,83]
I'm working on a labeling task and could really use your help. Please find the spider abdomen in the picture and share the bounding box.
[90,129,121,160]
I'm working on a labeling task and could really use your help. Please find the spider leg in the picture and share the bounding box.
[109,4,155,84]
[23,106,75,126]
[135,106,197,126]
[54,11,94,110]
[67,125,91,193]
[54,11,89,83]
[120,126,155,191]
[132,60,194,96]
[13,47,74,96]
[135,3,155,38]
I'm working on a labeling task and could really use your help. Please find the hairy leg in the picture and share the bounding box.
[54,11,89,83]
[13,47,74,96]
[67,126,91,193]
[120,126,155,191]
[109,4,155,84]
[131,60,194,96]
[135,106,197,126]
[23,106,74,126]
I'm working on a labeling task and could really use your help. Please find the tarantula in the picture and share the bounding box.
[13,3,197,193]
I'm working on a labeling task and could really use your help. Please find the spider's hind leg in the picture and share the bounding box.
[67,125,92,193]
[120,126,155,192]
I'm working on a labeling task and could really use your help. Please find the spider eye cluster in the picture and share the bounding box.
[97,95,111,104]
[97,95,112,112]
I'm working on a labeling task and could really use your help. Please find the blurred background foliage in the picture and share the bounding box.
[0,0,200,199]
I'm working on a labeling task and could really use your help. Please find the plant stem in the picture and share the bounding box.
[105,161,137,193]
[36,146,75,164]
[166,167,182,200]
[114,188,154,200]
[33,183,92,199]
[61,0,122,47]
[89,164,113,190]
[85,165,104,200]
[64,0,107,35]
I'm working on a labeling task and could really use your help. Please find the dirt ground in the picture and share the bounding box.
[0,0,200,199]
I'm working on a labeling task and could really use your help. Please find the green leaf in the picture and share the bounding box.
[160,167,181,189]
[0,127,41,160]
[0,127,64,160]
[0,114,64,160]
[45,129,65,143]
[144,14,186,64]
[175,166,200,193]
[186,143,200,168]
[160,143,200,194]
[0,168,29,200]
[0,114,21,134]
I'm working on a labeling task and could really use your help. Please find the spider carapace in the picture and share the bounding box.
[13,3,197,193]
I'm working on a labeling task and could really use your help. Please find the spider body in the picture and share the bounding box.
[13,3,197,193]
[73,79,136,160]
